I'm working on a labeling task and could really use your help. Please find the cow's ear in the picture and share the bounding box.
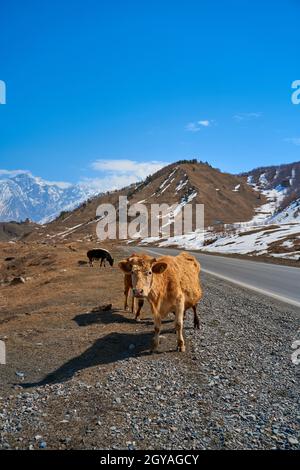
[118,260,132,273]
[152,261,167,274]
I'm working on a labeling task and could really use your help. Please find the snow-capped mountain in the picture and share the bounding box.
[138,161,300,260]
[0,172,99,223]
[242,161,300,223]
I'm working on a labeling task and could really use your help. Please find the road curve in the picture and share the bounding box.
[129,246,300,309]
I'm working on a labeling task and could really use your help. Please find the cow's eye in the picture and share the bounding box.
[148,271,152,275]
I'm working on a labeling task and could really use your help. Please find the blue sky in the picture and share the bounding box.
[0,0,299,190]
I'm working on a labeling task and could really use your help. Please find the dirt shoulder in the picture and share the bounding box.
[0,241,136,392]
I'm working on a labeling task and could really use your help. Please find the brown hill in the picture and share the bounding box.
[29,161,264,242]
[0,220,38,242]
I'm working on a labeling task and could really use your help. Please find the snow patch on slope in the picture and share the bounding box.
[140,169,300,260]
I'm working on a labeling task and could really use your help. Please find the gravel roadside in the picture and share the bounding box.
[0,273,299,450]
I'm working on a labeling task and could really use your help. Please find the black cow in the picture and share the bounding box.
[87,249,114,267]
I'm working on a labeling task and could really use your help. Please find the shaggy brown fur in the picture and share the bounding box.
[119,252,202,352]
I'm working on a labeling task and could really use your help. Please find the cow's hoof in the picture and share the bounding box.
[177,344,186,352]
[150,340,159,353]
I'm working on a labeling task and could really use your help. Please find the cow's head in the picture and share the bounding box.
[118,255,167,298]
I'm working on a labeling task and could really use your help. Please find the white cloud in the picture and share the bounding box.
[82,159,169,192]
[185,119,214,132]
[80,174,140,193]
[233,112,262,122]
[198,120,210,127]
[284,137,300,146]
[91,159,168,180]
[185,122,201,133]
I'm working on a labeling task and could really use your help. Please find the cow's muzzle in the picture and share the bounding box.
[132,288,144,298]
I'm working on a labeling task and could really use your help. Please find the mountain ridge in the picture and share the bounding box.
[1,160,300,244]
[0,172,99,223]
[27,160,264,242]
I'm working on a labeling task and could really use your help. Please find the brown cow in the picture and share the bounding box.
[119,252,202,352]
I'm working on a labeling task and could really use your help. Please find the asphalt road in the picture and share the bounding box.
[131,246,300,308]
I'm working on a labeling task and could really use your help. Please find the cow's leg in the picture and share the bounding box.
[175,299,185,352]
[135,299,144,321]
[131,294,135,313]
[124,286,130,310]
[89,259,93,267]
[151,312,161,352]
[193,305,200,329]
[100,258,103,268]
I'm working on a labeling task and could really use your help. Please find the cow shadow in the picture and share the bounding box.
[20,331,155,388]
[19,303,181,389]
[20,315,176,389]
[73,306,175,328]
[73,306,153,327]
